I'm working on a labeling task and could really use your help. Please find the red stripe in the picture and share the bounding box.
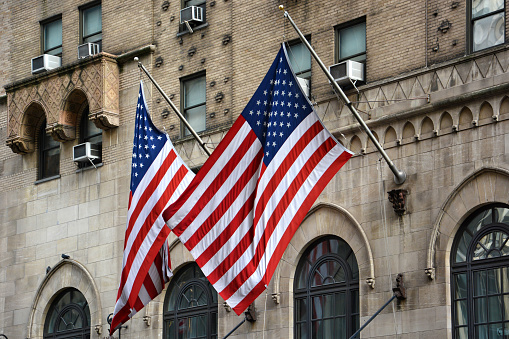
[116,164,188,298]
[185,148,263,250]
[219,138,337,300]
[163,117,247,223]
[126,150,177,240]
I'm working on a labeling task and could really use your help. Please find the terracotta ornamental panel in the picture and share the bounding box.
[5,53,119,154]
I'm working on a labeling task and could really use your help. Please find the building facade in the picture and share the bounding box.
[0,0,508,338]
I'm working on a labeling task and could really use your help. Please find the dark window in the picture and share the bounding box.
[79,105,102,168]
[451,204,509,339]
[81,3,102,50]
[39,120,60,179]
[286,38,311,97]
[294,237,359,339]
[42,16,62,56]
[182,73,206,136]
[336,19,366,63]
[44,288,90,339]
[163,263,218,339]
[469,0,505,52]
[179,0,207,33]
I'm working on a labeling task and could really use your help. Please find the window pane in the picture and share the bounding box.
[475,270,488,296]
[311,320,322,339]
[165,320,175,339]
[312,296,323,320]
[323,294,334,318]
[488,268,502,295]
[296,323,308,339]
[488,295,503,322]
[43,148,60,178]
[288,43,311,75]
[296,298,307,322]
[475,325,488,339]
[335,292,346,316]
[489,323,505,338]
[475,297,488,322]
[322,319,334,338]
[44,19,62,53]
[472,0,504,18]
[473,12,504,52]
[339,22,366,60]
[83,5,102,37]
[455,273,468,299]
[335,317,347,339]
[496,207,509,224]
[455,232,472,262]
[456,299,468,326]
[504,267,509,293]
[184,77,206,108]
[184,105,206,135]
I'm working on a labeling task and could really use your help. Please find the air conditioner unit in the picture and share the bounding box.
[73,142,101,163]
[180,6,203,24]
[31,54,61,74]
[78,42,100,59]
[297,77,310,97]
[329,60,364,85]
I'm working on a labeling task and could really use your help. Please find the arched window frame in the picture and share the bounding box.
[43,288,91,339]
[294,236,360,339]
[163,263,218,339]
[451,204,509,339]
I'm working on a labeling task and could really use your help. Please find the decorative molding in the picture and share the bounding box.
[46,123,75,141]
[366,277,375,289]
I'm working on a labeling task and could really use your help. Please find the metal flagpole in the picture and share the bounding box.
[135,57,212,157]
[280,7,407,185]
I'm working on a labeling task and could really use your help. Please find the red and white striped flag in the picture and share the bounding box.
[110,81,195,334]
[163,45,353,314]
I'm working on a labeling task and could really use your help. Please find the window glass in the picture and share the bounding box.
[163,263,217,339]
[287,42,311,78]
[338,22,366,61]
[183,75,206,136]
[82,4,102,48]
[43,18,62,56]
[294,237,359,339]
[39,121,60,179]
[184,0,204,6]
[451,204,509,338]
[471,0,504,52]
[44,288,90,338]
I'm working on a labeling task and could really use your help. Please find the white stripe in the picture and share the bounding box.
[166,121,253,229]
[181,139,261,244]
[228,143,345,308]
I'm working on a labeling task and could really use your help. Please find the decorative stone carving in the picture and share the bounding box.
[366,277,375,289]
[5,53,119,154]
[387,189,408,216]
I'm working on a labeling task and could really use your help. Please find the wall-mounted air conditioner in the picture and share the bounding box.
[31,54,61,74]
[73,142,101,163]
[329,60,364,85]
[78,42,100,59]
[180,6,203,24]
[297,77,310,97]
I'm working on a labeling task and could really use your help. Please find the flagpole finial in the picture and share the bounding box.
[279,5,284,10]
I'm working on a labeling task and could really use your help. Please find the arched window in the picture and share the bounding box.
[39,119,60,179]
[79,105,102,168]
[451,204,509,339]
[44,288,90,339]
[294,236,359,338]
[163,263,218,339]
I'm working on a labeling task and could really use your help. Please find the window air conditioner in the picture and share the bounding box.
[297,77,310,97]
[180,6,203,24]
[73,142,101,163]
[78,42,100,59]
[31,54,61,74]
[329,60,364,85]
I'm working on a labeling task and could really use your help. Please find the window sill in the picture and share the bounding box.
[75,162,103,173]
[176,23,209,37]
[35,174,61,185]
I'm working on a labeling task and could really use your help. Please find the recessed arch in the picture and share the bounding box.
[402,121,415,139]
[53,88,90,141]
[27,259,102,339]
[439,111,453,129]
[500,96,509,116]
[420,116,434,134]
[13,101,48,154]
[366,130,380,151]
[349,135,363,154]
[458,107,473,127]
[478,101,493,121]
[384,126,397,144]
[426,167,509,280]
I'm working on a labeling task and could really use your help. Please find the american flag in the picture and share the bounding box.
[110,81,195,334]
[163,45,353,314]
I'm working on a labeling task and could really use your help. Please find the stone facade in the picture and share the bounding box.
[0,1,508,339]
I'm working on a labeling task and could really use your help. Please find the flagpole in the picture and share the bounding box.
[135,57,212,157]
[280,7,407,185]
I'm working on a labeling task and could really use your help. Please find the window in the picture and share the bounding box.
[44,288,90,339]
[286,39,311,97]
[39,120,60,180]
[336,20,366,63]
[451,204,509,339]
[42,16,62,56]
[81,3,102,50]
[294,237,359,339]
[179,0,207,33]
[182,74,206,136]
[469,0,505,52]
[79,105,102,168]
[163,263,218,339]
